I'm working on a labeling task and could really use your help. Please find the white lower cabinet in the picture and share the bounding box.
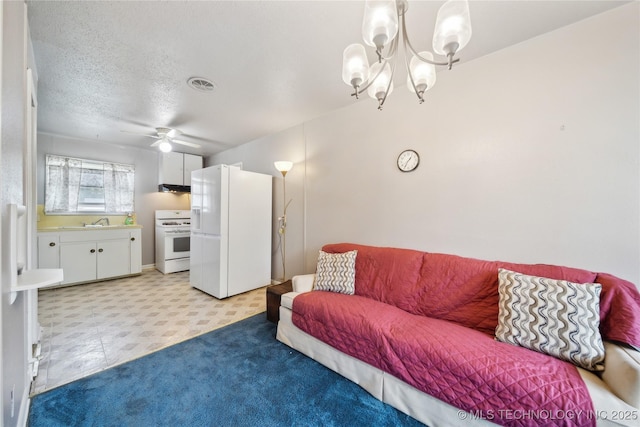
[130,230,142,274]
[96,239,131,280]
[37,234,60,268]
[60,241,100,284]
[38,228,142,286]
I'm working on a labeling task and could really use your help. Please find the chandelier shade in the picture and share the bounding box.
[407,51,436,96]
[367,62,394,102]
[342,0,472,110]
[342,44,370,88]
[361,0,399,50]
[432,0,472,57]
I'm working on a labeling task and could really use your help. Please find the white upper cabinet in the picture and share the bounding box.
[159,152,203,186]
[183,153,202,186]
[160,152,185,185]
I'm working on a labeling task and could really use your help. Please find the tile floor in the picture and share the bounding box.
[31,268,267,394]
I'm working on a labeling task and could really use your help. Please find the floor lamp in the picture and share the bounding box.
[274,161,293,282]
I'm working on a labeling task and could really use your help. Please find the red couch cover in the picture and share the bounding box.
[291,243,640,427]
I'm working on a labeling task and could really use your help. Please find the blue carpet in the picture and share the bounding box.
[29,313,423,426]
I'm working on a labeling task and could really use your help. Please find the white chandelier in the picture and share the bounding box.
[342,0,472,110]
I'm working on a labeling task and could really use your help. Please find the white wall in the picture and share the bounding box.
[1,1,30,425]
[37,134,190,265]
[207,126,305,281]
[0,0,4,420]
[211,3,640,286]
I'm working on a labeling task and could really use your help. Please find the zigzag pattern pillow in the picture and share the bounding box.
[495,268,605,371]
[314,250,357,295]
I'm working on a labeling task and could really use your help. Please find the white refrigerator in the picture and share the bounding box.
[190,164,272,298]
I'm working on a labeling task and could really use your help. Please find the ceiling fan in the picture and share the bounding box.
[125,127,201,152]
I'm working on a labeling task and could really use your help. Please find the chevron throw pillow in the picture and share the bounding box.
[495,268,605,371]
[313,250,357,295]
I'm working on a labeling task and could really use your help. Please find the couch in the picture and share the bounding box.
[276,243,640,426]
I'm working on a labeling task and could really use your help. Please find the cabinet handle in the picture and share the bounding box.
[131,237,135,241]
[90,249,96,253]
[49,242,56,247]
[98,248,104,253]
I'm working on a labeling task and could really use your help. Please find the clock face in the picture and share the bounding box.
[397,150,420,172]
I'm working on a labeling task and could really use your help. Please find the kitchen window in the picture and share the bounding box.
[45,154,135,214]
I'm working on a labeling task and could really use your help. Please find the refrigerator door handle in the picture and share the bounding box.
[191,208,201,231]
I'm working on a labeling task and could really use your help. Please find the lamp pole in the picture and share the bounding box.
[274,161,293,282]
[281,171,287,281]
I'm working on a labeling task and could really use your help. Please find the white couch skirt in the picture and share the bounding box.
[276,295,638,427]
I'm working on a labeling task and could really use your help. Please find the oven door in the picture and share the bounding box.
[164,230,191,260]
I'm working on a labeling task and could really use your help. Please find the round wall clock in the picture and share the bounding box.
[397,149,420,172]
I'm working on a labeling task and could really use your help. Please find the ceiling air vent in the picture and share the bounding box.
[187,77,215,92]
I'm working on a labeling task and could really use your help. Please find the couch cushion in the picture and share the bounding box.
[415,253,600,335]
[595,273,640,349]
[322,243,599,335]
[321,243,427,312]
[320,243,640,348]
[495,268,605,371]
[313,250,357,295]
[292,291,596,427]
[601,341,640,408]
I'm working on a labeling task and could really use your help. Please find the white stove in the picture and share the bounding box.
[155,210,191,274]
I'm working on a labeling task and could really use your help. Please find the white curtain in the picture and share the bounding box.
[45,155,135,213]
[45,155,82,212]
[104,162,135,213]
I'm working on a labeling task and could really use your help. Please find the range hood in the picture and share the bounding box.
[158,184,191,193]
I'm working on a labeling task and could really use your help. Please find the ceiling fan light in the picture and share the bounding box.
[433,0,472,57]
[367,61,394,101]
[342,44,370,88]
[408,51,437,93]
[158,140,172,153]
[362,0,398,51]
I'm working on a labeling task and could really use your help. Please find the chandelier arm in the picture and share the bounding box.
[402,31,424,104]
[352,33,401,97]
[351,58,390,97]
[375,35,400,63]
[401,11,423,102]
[378,37,399,109]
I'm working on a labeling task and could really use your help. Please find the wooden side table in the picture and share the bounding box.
[266,280,293,323]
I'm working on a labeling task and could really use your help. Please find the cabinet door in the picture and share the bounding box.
[130,230,142,274]
[97,239,131,280]
[160,152,185,185]
[60,242,97,284]
[183,153,203,186]
[38,234,60,268]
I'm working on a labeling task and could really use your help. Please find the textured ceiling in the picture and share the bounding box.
[27,1,629,156]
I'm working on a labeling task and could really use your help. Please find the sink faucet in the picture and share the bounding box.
[92,217,110,226]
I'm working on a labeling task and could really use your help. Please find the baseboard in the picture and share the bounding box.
[142,264,156,271]
[271,279,283,285]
